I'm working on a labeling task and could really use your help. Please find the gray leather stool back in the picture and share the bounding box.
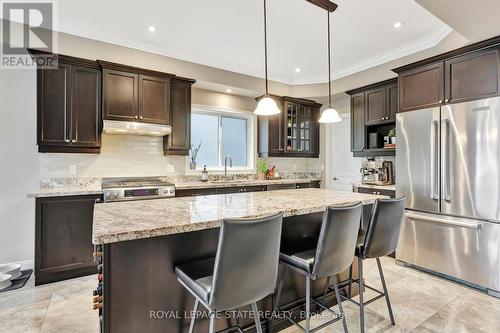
[209,213,283,311]
[312,203,363,278]
[362,197,406,259]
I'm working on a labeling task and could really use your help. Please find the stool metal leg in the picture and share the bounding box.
[251,302,263,333]
[305,276,311,333]
[376,258,395,325]
[332,275,348,333]
[188,299,199,333]
[269,267,286,333]
[348,264,353,298]
[209,312,216,333]
[358,257,365,333]
[321,276,331,305]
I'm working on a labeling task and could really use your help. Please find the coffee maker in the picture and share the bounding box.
[361,160,394,185]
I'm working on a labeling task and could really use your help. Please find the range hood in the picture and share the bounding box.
[103,120,172,137]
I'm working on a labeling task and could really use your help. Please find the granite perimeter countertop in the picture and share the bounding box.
[28,178,321,198]
[174,178,320,190]
[353,183,396,192]
[93,188,386,244]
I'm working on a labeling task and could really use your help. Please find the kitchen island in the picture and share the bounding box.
[93,189,385,333]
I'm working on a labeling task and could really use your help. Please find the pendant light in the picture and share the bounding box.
[254,0,281,116]
[318,9,342,123]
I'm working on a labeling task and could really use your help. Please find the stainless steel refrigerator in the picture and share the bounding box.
[396,96,500,297]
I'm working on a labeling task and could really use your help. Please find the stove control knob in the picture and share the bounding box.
[168,188,174,194]
[163,189,169,195]
[112,192,119,198]
[104,192,111,199]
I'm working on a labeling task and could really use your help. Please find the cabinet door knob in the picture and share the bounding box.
[134,115,138,120]
[444,99,450,103]
[139,115,143,120]
[438,100,443,104]
[71,139,76,143]
[65,139,70,143]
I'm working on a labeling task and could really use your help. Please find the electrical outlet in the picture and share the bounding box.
[167,164,175,173]
[69,165,77,176]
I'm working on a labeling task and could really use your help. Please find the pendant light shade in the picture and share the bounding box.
[255,95,281,115]
[318,7,341,123]
[318,107,341,123]
[254,0,281,116]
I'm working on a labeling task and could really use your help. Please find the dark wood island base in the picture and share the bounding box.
[99,207,370,333]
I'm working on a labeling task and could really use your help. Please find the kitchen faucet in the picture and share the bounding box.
[224,155,232,179]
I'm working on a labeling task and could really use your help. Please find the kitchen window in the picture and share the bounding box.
[190,107,255,171]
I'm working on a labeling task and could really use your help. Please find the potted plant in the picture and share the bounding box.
[388,128,396,144]
[257,158,268,180]
[189,142,202,170]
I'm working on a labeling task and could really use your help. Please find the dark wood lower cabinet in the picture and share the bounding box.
[355,186,396,198]
[175,183,317,197]
[35,194,102,285]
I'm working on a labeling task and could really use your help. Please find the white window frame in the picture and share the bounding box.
[186,104,256,174]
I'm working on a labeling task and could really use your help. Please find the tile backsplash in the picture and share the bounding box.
[39,134,321,179]
[40,134,186,178]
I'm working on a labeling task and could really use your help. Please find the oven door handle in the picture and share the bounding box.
[405,212,482,230]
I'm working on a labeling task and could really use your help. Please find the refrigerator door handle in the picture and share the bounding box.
[442,119,451,202]
[431,120,439,200]
[405,212,482,230]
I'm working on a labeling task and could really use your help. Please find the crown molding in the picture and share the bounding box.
[56,22,451,86]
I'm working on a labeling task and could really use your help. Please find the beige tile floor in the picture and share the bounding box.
[0,257,499,332]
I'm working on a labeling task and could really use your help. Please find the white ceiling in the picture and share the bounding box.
[52,0,450,85]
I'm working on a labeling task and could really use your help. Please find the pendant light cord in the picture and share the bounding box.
[264,0,269,95]
[327,11,332,107]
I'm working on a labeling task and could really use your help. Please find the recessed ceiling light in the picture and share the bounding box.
[393,21,403,29]
[295,67,301,73]
[148,25,156,32]
[226,88,232,93]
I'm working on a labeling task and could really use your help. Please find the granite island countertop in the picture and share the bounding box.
[93,188,387,245]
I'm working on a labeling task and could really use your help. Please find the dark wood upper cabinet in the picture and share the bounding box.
[102,69,138,121]
[164,77,195,156]
[258,95,321,158]
[139,75,170,125]
[257,95,284,156]
[394,38,500,110]
[386,83,399,121]
[398,62,444,112]
[38,63,70,147]
[346,78,398,157]
[35,194,101,285]
[71,65,101,148]
[34,51,101,154]
[350,92,365,152]
[99,61,175,125]
[365,87,387,125]
[445,47,500,104]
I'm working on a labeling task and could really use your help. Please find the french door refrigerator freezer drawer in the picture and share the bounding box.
[396,211,500,296]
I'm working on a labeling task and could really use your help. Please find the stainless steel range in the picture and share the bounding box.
[102,177,175,202]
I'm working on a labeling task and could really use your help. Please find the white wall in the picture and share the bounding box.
[0,65,39,266]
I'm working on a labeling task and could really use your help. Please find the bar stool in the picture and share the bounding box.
[325,197,406,333]
[272,203,363,333]
[175,213,283,333]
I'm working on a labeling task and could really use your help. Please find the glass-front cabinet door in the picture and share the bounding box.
[299,105,312,153]
[285,102,299,152]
